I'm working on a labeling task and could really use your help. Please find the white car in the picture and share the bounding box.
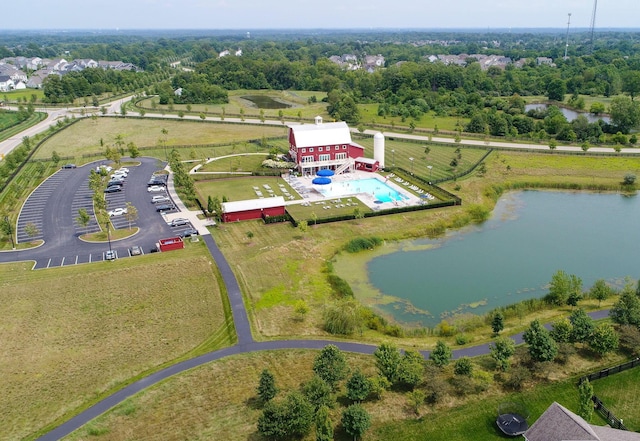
[148,185,166,193]
[96,165,113,173]
[170,218,189,227]
[111,171,127,179]
[117,167,130,173]
[108,208,128,217]
[151,195,170,203]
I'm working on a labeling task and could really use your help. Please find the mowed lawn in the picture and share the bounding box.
[590,366,640,431]
[0,243,231,441]
[33,117,287,160]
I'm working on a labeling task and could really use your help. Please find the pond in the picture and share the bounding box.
[335,191,639,327]
[525,103,610,124]
[241,95,292,109]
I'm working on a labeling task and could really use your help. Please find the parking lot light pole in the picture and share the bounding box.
[392,149,395,167]
[106,221,112,254]
[428,165,433,183]
[409,157,414,175]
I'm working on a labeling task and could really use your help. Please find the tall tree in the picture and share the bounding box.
[611,289,640,326]
[313,345,348,390]
[589,323,619,356]
[578,379,594,422]
[76,208,91,229]
[315,405,333,441]
[396,350,425,389]
[491,311,505,335]
[523,319,558,363]
[490,336,516,371]
[257,391,314,439]
[569,308,595,343]
[589,279,613,306]
[346,370,371,403]
[609,96,640,133]
[302,375,334,411]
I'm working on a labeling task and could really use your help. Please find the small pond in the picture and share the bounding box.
[336,191,639,327]
[241,95,292,109]
[525,103,610,124]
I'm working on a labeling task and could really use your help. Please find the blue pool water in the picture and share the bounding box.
[317,178,408,202]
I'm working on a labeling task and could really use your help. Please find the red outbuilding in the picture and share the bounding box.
[157,237,184,252]
[221,196,286,223]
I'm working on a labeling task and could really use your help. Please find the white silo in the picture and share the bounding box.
[373,132,385,169]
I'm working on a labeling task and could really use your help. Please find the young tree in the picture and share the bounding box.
[315,405,333,441]
[569,308,595,343]
[313,345,348,390]
[546,270,571,305]
[490,336,516,372]
[408,389,426,416]
[257,368,277,404]
[124,202,138,229]
[24,222,40,238]
[341,404,371,441]
[429,340,452,368]
[302,375,334,411]
[396,350,425,389]
[374,343,401,383]
[589,279,612,306]
[453,357,473,376]
[294,299,309,321]
[51,150,60,165]
[578,379,594,422]
[611,289,640,326]
[550,317,573,343]
[523,319,558,363]
[76,208,91,229]
[127,141,140,158]
[346,370,371,403]
[257,391,313,439]
[588,323,619,357]
[491,311,505,335]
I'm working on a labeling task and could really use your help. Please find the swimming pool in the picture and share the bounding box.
[317,178,408,202]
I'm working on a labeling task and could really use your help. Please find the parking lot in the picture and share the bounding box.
[4,157,204,269]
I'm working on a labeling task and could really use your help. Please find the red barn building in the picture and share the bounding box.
[287,116,379,175]
[221,196,286,223]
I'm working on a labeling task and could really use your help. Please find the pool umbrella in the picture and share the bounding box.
[316,169,335,177]
[312,177,332,185]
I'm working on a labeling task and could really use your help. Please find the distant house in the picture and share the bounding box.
[536,57,556,67]
[0,75,15,92]
[524,402,640,441]
[218,50,230,58]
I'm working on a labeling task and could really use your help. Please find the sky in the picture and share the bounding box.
[3,0,638,30]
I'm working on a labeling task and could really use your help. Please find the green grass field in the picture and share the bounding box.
[0,242,233,441]
[591,365,640,430]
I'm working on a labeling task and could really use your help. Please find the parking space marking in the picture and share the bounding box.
[46,258,51,268]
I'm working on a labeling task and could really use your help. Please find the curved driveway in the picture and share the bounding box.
[0,100,613,440]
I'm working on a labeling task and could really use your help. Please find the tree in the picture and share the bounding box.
[623,174,636,186]
[315,405,333,441]
[547,78,567,101]
[490,336,515,371]
[124,202,138,230]
[578,379,594,422]
[76,208,91,229]
[611,289,640,326]
[127,141,140,158]
[569,308,595,343]
[453,357,473,376]
[346,370,371,403]
[294,299,309,321]
[257,391,314,439]
[523,319,558,363]
[609,96,640,133]
[590,102,606,115]
[429,340,452,368]
[589,279,612,306]
[374,343,401,383]
[396,350,424,389]
[588,323,619,356]
[24,222,40,238]
[298,219,308,234]
[341,404,371,441]
[618,325,640,357]
[51,150,60,165]
[546,270,581,306]
[550,317,573,343]
[313,345,348,390]
[0,215,15,249]
[302,375,334,411]
[491,311,505,335]
[408,389,426,416]
[257,369,277,403]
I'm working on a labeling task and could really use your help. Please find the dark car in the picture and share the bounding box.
[107,179,125,187]
[147,178,167,187]
[155,204,173,212]
[104,185,122,193]
[179,228,199,238]
[62,163,77,169]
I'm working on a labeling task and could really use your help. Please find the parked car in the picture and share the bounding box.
[147,178,167,187]
[129,245,142,256]
[148,185,166,193]
[111,172,127,179]
[170,218,189,227]
[104,185,122,193]
[117,167,130,173]
[61,163,77,169]
[179,228,199,238]
[107,179,124,187]
[151,195,170,203]
[108,208,128,217]
[96,165,112,173]
[155,204,173,212]
[105,250,116,260]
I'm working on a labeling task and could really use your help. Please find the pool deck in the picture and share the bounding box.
[284,171,428,210]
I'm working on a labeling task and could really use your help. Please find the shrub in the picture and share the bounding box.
[504,366,531,391]
[344,236,383,253]
[323,301,362,335]
[455,334,470,345]
[326,274,354,298]
[454,357,473,376]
